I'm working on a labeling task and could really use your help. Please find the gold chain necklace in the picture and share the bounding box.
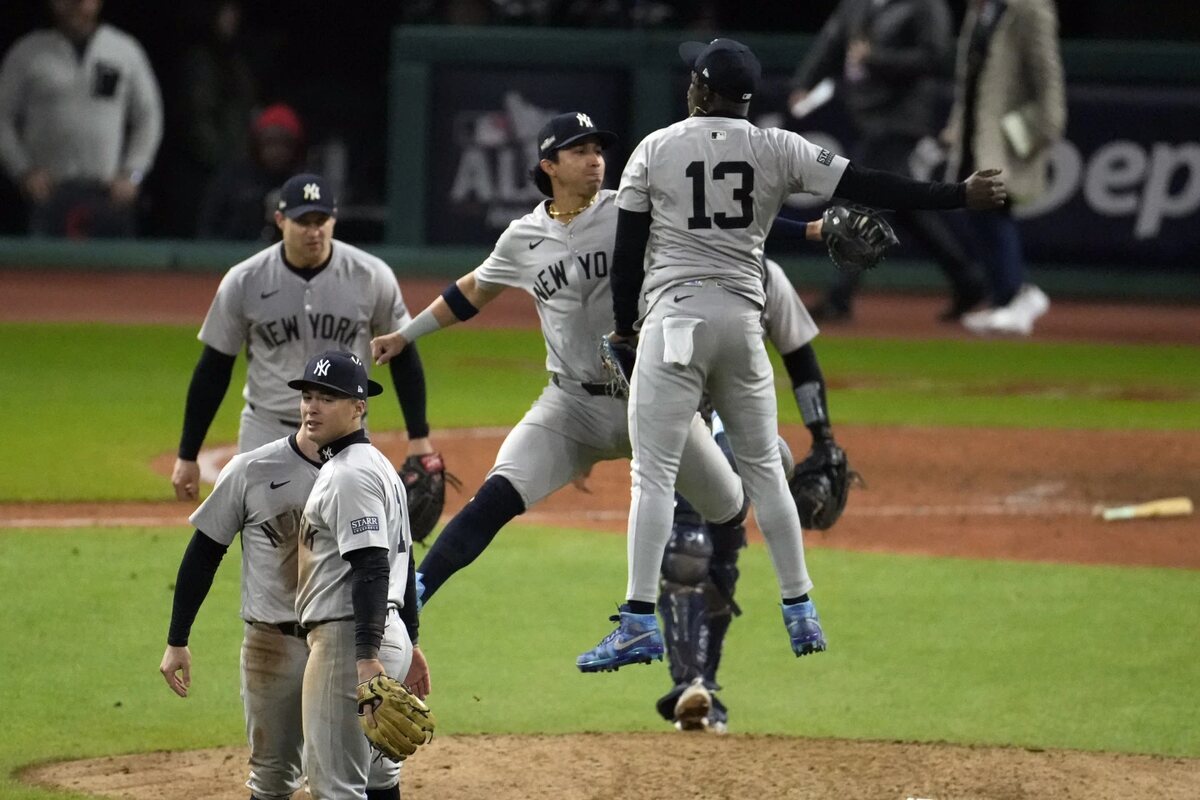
[548,193,598,219]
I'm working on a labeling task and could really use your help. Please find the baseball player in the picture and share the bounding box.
[171,171,439,502]
[658,256,846,733]
[291,350,427,800]
[159,426,321,800]
[370,113,748,623]
[579,37,1005,671]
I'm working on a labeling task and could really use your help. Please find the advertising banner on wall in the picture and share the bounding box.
[771,78,1200,269]
[426,67,629,245]
[425,65,1199,268]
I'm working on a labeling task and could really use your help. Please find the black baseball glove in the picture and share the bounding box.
[598,334,637,398]
[821,204,900,273]
[788,439,865,530]
[399,453,462,544]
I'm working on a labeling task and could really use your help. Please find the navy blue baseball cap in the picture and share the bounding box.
[679,38,761,102]
[277,173,337,219]
[535,112,617,161]
[288,350,383,399]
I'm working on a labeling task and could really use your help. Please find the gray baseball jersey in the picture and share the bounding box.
[186,434,320,800]
[296,435,413,797]
[475,189,619,384]
[467,190,743,528]
[617,117,848,314]
[617,117,845,605]
[761,257,818,354]
[199,241,411,422]
[189,434,320,624]
[297,439,411,625]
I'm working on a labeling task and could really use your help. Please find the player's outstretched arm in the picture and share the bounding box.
[160,530,229,697]
[832,162,1006,211]
[372,272,504,365]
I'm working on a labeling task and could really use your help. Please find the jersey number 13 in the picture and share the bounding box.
[685,161,754,230]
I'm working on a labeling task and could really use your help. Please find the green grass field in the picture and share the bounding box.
[1,321,1198,799]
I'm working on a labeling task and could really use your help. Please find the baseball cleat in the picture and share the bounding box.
[576,605,664,672]
[414,571,426,611]
[673,678,713,731]
[781,600,827,657]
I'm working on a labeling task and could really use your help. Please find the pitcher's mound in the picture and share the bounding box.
[23,733,1200,800]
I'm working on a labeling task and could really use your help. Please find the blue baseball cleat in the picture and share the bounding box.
[414,571,426,611]
[577,605,664,672]
[781,600,827,657]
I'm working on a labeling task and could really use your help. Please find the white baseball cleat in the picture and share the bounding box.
[672,678,713,732]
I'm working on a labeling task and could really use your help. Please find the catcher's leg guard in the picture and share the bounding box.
[703,512,745,682]
[659,516,714,688]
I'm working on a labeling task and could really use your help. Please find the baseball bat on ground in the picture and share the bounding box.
[1092,496,1193,521]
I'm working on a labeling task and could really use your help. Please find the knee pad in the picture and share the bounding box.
[662,521,712,586]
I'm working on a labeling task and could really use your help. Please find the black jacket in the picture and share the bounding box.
[793,0,953,139]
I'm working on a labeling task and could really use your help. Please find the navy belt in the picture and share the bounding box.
[250,620,309,638]
[552,374,616,397]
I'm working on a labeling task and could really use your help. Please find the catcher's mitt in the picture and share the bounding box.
[598,334,637,398]
[788,439,865,530]
[399,453,462,544]
[356,673,436,761]
[821,204,899,274]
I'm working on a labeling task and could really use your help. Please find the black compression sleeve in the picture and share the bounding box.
[346,547,391,661]
[769,215,812,240]
[833,162,967,210]
[399,556,419,645]
[178,346,237,460]
[611,208,651,336]
[388,344,431,440]
[167,531,229,646]
[781,343,833,442]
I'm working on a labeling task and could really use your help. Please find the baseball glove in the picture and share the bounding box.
[821,204,900,273]
[788,439,865,530]
[598,334,637,399]
[356,673,436,761]
[399,453,462,544]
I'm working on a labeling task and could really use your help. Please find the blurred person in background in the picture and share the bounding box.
[198,103,306,241]
[0,0,162,237]
[790,0,988,324]
[947,0,1065,336]
[172,0,259,234]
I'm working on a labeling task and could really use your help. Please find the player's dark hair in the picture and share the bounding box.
[529,158,556,197]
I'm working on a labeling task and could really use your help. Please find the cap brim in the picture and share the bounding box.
[679,41,707,69]
[553,129,618,153]
[282,204,337,219]
[287,378,384,398]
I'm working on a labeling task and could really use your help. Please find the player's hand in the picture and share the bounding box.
[964,169,1007,209]
[110,176,140,206]
[159,645,192,697]
[21,168,53,204]
[371,331,409,365]
[356,658,387,727]
[172,458,201,501]
[787,88,809,113]
[404,646,431,700]
[805,218,824,241]
[847,38,871,65]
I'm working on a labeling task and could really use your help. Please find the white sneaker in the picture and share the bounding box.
[962,284,1049,337]
[672,678,712,732]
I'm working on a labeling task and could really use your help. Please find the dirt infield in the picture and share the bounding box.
[5,269,1198,799]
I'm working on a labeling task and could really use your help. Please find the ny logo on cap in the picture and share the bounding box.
[303,183,321,201]
[576,112,593,128]
[314,358,331,377]
[350,355,362,365]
